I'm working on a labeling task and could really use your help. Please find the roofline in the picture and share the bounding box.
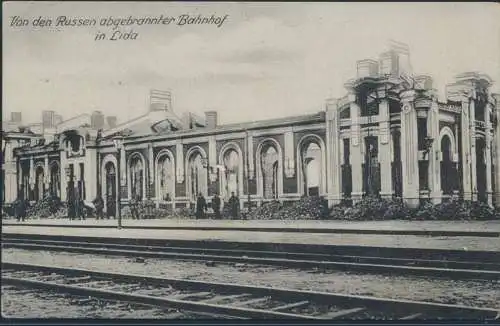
[123,112,325,144]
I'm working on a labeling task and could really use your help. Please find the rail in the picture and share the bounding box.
[3,262,498,320]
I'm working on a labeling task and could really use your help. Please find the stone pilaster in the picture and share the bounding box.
[349,92,363,202]
[208,136,217,183]
[119,146,126,185]
[378,93,392,199]
[175,141,184,183]
[85,149,97,201]
[148,143,154,198]
[400,90,419,208]
[60,150,67,201]
[325,99,342,206]
[29,156,35,192]
[469,98,478,201]
[44,154,49,192]
[460,97,473,201]
[247,134,254,179]
[3,141,18,204]
[284,131,295,178]
[428,97,441,204]
[485,102,493,206]
[492,94,500,208]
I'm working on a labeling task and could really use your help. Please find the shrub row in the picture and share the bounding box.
[328,196,500,221]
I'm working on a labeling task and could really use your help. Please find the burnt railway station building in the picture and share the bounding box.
[3,44,500,215]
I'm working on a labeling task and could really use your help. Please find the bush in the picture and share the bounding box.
[275,196,329,220]
[327,196,500,221]
[247,201,282,220]
[26,194,63,218]
[328,196,413,221]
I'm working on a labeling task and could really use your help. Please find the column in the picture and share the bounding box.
[148,144,154,198]
[400,90,420,208]
[29,156,35,196]
[4,141,18,204]
[469,97,478,201]
[85,149,97,201]
[60,150,67,201]
[17,159,23,199]
[175,141,184,183]
[44,154,49,193]
[428,97,441,204]
[119,146,127,198]
[208,136,217,183]
[461,97,473,200]
[378,92,392,199]
[247,134,254,179]
[326,99,342,206]
[494,94,500,208]
[284,131,295,178]
[349,92,363,203]
[485,102,493,206]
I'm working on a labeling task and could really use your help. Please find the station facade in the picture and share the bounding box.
[3,43,500,215]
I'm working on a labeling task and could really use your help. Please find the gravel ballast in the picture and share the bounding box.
[3,249,499,312]
[1,285,200,319]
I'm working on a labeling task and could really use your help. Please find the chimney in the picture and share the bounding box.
[106,116,117,129]
[205,111,218,129]
[150,89,172,112]
[91,110,105,129]
[10,112,22,123]
[378,41,412,77]
[54,114,63,126]
[356,59,379,79]
[42,110,55,129]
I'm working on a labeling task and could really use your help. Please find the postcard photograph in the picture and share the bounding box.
[2,1,500,321]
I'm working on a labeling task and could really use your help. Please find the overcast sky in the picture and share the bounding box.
[3,2,499,125]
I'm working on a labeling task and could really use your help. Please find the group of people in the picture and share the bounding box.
[196,192,240,219]
[10,192,241,221]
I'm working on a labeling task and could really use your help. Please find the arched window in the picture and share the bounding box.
[261,145,279,199]
[187,151,207,201]
[158,154,174,201]
[35,166,44,201]
[49,162,60,197]
[129,155,144,200]
[441,135,454,195]
[302,143,321,196]
[223,149,239,199]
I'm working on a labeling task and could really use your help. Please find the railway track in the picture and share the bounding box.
[2,262,499,320]
[3,237,500,280]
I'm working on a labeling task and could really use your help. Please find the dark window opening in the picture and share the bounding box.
[340,108,351,119]
[417,117,428,151]
[343,139,350,165]
[475,101,486,122]
[419,161,429,191]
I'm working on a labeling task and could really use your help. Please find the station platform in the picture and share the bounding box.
[2,218,500,237]
[2,220,499,252]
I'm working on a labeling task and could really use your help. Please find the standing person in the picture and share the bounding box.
[212,193,221,219]
[74,186,84,220]
[68,186,75,220]
[228,192,239,220]
[130,193,140,220]
[196,193,206,219]
[14,197,25,222]
[20,198,28,222]
[93,195,104,220]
